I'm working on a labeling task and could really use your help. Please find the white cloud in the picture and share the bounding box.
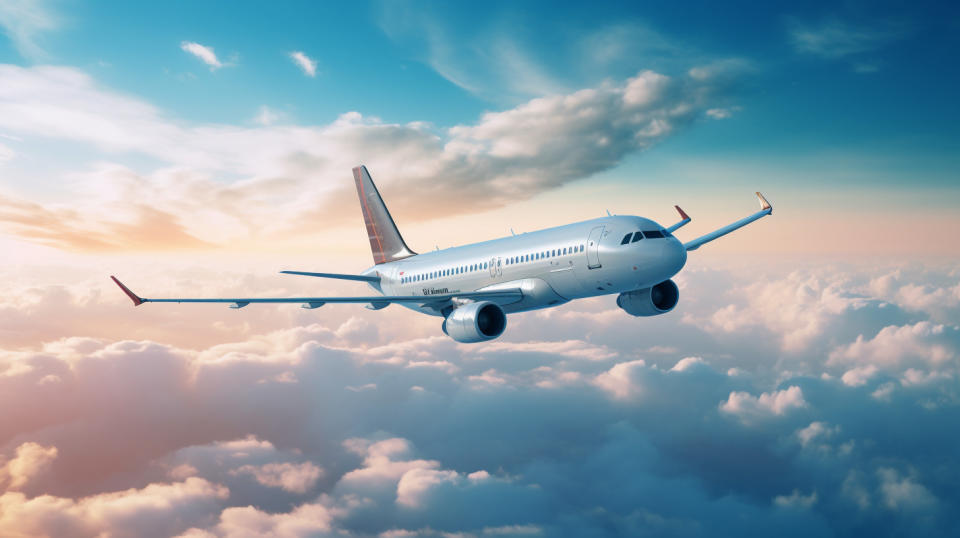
[231,462,322,494]
[829,322,954,369]
[670,356,706,372]
[719,386,807,423]
[0,0,58,60]
[288,51,317,77]
[841,365,878,387]
[0,477,229,537]
[0,442,58,490]
[0,64,731,251]
[181,41,224,70]
[773,489,817,509]
[796,421,837,448]
[194,502,334,538]
[396,468,460,507]
[877,468,938,512]
[593,359,647,400]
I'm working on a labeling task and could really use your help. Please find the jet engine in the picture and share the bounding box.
[442,301,507,343]
[617,279,679,317]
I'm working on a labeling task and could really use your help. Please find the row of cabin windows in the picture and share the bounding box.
[401,262,489,284]
[399,244,585,284]
[505,244,584,266]
[620,230,668,245]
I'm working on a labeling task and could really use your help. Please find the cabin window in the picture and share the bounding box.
[631,231,643,243]
[643,230,664,239]
[580,244,584,252]
[483,262,488,269]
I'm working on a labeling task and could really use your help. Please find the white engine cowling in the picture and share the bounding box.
[617,279,679,317]
[442,301,507,343]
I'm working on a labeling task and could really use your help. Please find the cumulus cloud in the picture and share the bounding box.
[0,442,57,490]
[288,51,317,77]
[0,477,228,538]
[720,386,807,423]
[0,63,738,251]
[829,321,955,370]
[181,41,224,70]
[0,261,959,536]
[231,462,322,494]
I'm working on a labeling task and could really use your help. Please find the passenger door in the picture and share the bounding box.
[587,226,604,269]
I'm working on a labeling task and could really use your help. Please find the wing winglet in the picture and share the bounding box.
[756,192,771,212]
[111,276,144,306]
[665,205,692,233]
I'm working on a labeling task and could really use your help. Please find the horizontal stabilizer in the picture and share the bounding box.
[280,271,380,283]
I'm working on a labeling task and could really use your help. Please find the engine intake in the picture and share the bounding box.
[442,301,507,343]
[617,279,679,317]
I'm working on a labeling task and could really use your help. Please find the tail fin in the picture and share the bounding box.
[353,166,417,264]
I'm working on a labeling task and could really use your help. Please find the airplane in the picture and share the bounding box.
[112,166,772,343]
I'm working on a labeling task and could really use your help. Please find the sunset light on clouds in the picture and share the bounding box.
[2,1,960,536]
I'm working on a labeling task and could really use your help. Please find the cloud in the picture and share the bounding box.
[0,442,57,490]
[829,322,955,370]
[0,64,736,251]
[787,17,909,59]
[0,0,58,60]
[181,41,224,70]
[773,489,817,509]
[288,51,317,77]
[1,261,959,535]
[877,468,938,512]
[231,462,322,494]
[0,477,229,538]
[719,386,807,423]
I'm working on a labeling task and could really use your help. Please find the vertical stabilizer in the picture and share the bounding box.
[353,166,417,264]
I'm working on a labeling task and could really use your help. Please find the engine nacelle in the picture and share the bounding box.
[442,301,507,343]
[617,279,679,317]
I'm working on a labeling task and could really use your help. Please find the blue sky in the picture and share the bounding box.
[1,0,958,258]
[3,0,957,183]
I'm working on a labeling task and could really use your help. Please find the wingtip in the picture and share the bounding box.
[110,275,143,306]
[756,192,772,212]
[674,205,690,221]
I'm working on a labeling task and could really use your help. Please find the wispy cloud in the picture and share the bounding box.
[788,17,909,59]
[180,41,224,70]
[288,51,317,77]
[0,0,58,60]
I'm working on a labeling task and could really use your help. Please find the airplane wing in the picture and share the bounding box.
[683,192,772,251]
[110,276,522,311]
[279,270,380,283]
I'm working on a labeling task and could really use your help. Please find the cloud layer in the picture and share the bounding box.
[1,260,959,536]
[0,63,734,251]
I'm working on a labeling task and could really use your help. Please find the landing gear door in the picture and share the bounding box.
[587,226,604,269]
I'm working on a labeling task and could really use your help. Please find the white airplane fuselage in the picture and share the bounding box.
[367,215,687,316]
